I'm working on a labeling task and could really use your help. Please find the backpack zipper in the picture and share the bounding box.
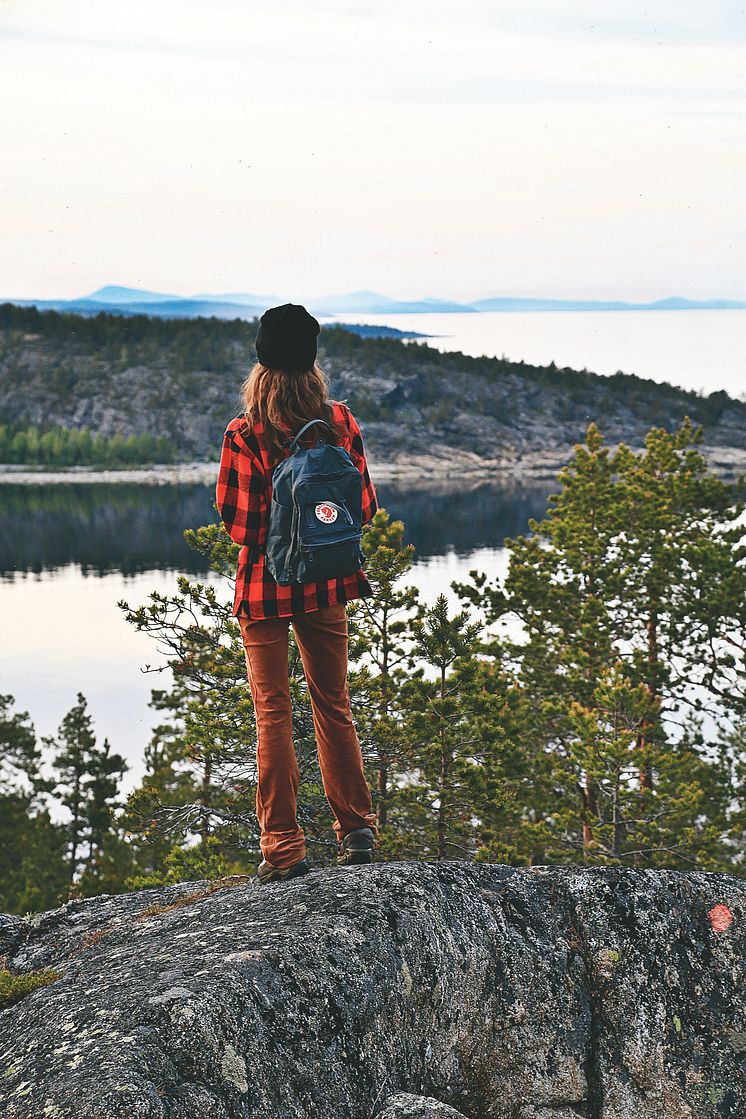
[283,505,300,582]
[293,470,351,498]
[301,528,360,550]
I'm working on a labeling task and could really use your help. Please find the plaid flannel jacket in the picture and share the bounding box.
[215,400,379,619]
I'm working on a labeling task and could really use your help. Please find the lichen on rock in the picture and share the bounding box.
[379,1092,470,1118]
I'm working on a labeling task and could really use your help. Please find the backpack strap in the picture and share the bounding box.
[288,418,334,453]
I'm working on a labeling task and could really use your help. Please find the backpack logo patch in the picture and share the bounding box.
[315,502,338,524]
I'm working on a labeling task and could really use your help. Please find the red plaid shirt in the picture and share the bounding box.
[215,400,379,619]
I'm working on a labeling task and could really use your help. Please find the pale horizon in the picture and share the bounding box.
[2,1,745,301]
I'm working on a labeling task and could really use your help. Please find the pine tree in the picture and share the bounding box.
[91,433,107,463]
[0,693,69,913]
[118,544,257,868]
[454,423,625,857]
[44,693,128,888]
[453,420,744,868]
[612,418,746,776]
[346,508,420,835]
[564,664,734,868]
[720,718,746,867]
[121,694,202,881]
[25,426,40,463]
[77,427,94,464]
[10,429,27,462]
[0,795,69,914]
[395,593,485,859]
[0,691,43,793]
[78,736,132,894]
[45,693,95,883]
[108,432,127,465]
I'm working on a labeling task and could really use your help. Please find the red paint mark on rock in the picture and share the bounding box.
[708,903,734,933]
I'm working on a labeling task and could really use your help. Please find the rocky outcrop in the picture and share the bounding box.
[2,309,746,474]
[1,863,744,1119]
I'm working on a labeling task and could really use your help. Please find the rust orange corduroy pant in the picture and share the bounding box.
[237,601,377,869]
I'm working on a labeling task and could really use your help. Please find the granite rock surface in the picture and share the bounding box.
[1,862,744,1119]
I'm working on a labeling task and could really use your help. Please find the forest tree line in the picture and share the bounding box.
[2,302,744,450]
[1,417,745,914]
[0,422,175,466]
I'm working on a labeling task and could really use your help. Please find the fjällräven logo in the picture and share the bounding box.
[315,502,338,524]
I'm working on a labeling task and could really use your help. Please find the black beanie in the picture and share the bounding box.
[254,303,320,372]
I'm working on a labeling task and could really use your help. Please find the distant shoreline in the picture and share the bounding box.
[0,456,565,486]
[1,446,744,486]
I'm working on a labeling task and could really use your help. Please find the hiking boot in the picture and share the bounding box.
[255,855,311,885]
[337,827,375,866]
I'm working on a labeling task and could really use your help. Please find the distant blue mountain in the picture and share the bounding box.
[191,291,282,305]
[306,290,476,314]
[472,295,746,312]
[4,286,745,320]
[646,297,746,310]
[95,299,265,319]
[85,285,182,304]
[9,295,265,320]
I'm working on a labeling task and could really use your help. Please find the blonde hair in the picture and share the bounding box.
[241,360,348,468]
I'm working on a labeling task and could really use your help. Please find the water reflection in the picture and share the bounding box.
[0,484,215,577]
[385,480,554,558]
[0,480,553,577]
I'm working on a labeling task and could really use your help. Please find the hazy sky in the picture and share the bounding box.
[1,1,745,301]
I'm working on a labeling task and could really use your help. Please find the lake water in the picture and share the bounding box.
[0,480,550,799]
[319,309,746,399]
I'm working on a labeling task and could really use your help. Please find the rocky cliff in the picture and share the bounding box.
[2,306,745,476]
[1,863,744,1119]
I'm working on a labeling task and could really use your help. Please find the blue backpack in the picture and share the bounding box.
[261,418,365,586]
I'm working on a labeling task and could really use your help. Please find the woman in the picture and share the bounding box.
[215,302,379,885]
